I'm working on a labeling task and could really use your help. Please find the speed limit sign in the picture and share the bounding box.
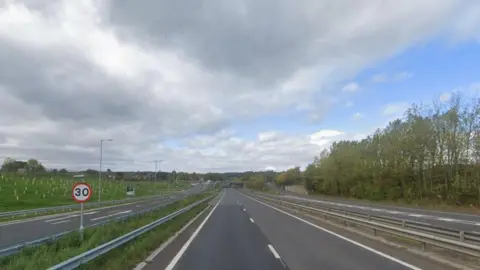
[72,183,92,203]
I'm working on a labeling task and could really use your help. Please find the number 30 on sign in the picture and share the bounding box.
[72,183,92,203]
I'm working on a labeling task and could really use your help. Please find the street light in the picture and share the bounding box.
[154,160,163,194]
[99,139,113,202]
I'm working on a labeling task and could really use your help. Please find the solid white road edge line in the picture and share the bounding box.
[165,192,224,270]
[132,205,211,270]
[243,193,423,270]
[250,218,255,223]
[268,244,281,259]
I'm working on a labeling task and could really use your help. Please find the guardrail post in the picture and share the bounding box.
[402,220,406,228]
[367,215,371,221]
[372,228,376,236]
[459,231,465,242]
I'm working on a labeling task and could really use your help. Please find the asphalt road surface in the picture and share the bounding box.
[260,192,480,232]
[0,187,205,250]
[154,189,445,270]
[163,190,287,270]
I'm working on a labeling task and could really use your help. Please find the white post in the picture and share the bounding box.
[80,202,84,241]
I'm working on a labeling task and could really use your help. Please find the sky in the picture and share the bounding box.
[0,0,480,173]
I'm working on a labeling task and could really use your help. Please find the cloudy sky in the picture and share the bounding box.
[0,0,479,173]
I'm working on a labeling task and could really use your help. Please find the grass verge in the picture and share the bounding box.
[0,191,216,270]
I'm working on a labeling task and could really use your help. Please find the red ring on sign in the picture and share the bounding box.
[72,182,93,203]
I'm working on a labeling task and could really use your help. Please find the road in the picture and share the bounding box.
[0,186,205,250]
[261,192,480,232]
[149,189,445,270]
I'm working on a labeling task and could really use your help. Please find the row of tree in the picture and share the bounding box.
[302,93,480,205]
[0,158,251,183]
[1,158,47,173]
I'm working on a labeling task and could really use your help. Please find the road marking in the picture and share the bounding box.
[408,214,425,217]
[90,210,132,221]
[133,205,211,270]
[165,192,224,270]
[45,215,79,223]
[132,262,147,270]
[268,244,281,259]
[244,194,423,270]
[250,218,255,223]
[0,201,141,227]
[50,220,70,225]
[437,218,455,222]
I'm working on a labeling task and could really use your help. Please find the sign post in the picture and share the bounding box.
[72,182,92,241]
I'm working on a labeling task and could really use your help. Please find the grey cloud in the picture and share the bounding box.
[109,0,321,85]
[108,0,474,90]
[0,43,145,126]
[0,39,228,148]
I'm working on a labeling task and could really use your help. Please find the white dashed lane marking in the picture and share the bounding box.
[408,214,426,217]
[45,215,79,223]
[50,220,70,225]
[90,210,132,221]
[268,244,281,259]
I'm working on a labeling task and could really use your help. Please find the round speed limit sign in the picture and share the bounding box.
[72,183,92,203]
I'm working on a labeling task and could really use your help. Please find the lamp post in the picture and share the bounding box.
[154,160,163,194]
[98,139,113,202]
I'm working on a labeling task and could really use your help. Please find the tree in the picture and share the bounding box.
[26,159,46,173]
[301,93,480,205]
[170,170,177,182]
[1,158,19,172]
[115,171,125,180]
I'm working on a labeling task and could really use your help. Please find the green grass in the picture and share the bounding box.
[0,173,189,211]
[0,192,216,270]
